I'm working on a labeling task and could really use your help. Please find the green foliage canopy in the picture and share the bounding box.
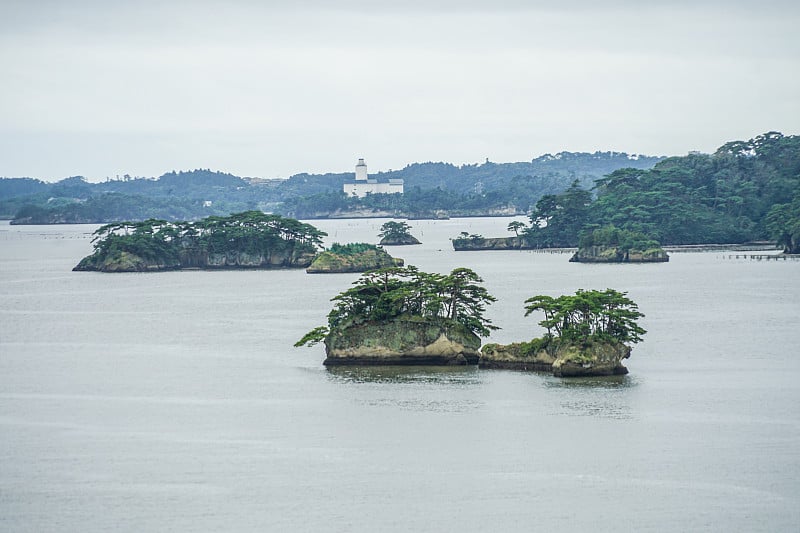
[89,211,326,261]
[327,242,381,256]
[766,190,800,253]
[295,266,498,347]
[522,180,593,247]
[524,289,646,345]
[378,221,414,240]
[578,224,661,252]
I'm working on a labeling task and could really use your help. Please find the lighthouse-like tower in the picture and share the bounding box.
[344,157,403,197]
[355,158,368,181]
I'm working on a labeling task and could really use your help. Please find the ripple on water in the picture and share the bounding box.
[543,375,639,419]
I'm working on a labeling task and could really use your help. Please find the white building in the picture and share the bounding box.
[343,158,404,198]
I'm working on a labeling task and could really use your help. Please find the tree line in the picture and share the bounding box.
[89,211,326,262]
[516,132,800,250]
[296,268,648,353]
[295,266,500,347]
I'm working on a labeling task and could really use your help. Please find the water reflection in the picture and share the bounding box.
[361,397,480,413]
[325,365,482,385]
[544,374,638,390]
[544,375,638,419]
[326,366,483,413]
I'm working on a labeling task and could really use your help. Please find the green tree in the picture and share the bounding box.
[766,191,800,253]
[297,266,498,346]
[523,180,592,247]
[524,289,645,345]
[507,220,526,237]
[378,221,414,240]
[86,211,326,264]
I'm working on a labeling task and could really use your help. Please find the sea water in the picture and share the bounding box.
[1,219,798,532]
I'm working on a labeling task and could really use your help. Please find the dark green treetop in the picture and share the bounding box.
[524,289,646,345]
[765,188,800,254]
[578,224,661,252]
[522,180,593,248]
[89,211,326,260]
[378,221,414,240]
[507,221,526,237]
[295,265,498,347]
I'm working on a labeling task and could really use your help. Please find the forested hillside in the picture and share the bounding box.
[520,132,800,249]
[1,152,661,223]
[3,133,798,250]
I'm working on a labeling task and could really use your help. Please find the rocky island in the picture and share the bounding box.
[452,234,525,251]
[322,315,481,365]
[295,266,497,365]
[569,225,668,263]
[480,289,645,377]
[306,243,403,273]
[74,211,326,272]
[377,221,421,246]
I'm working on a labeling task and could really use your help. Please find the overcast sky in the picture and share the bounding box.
[1,0,799,181]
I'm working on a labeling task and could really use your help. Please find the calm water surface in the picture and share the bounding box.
[1,219,798,532]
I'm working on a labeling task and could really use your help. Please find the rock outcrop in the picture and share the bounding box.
[323,316,481,366]
[479,339,631,377]
[379,234,421,246]
[452,236,527,251]
[569,245,669,263]
[478,342,555,372]
[306,247,403,273]
[73,248,315,272]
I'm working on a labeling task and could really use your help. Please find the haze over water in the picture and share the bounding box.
[1,218,798,532]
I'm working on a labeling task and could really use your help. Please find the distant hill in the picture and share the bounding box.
[0,152,664,222]
[279,151,662,197]
[4,135,796,249]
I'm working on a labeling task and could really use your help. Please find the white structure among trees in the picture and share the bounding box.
[343,158,404,198]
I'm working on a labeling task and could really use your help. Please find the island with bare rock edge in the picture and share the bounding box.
[569,225,668,263]
[377,221,421,245]
[73,211,326,272]
[295,266,498,365]
[479,289,646,377]
[305,243,404,273]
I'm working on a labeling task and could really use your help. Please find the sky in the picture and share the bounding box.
[1,0,799,182]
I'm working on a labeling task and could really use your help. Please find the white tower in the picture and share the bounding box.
[355,158,368,181]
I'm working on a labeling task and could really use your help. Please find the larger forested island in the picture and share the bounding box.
[3,132,799,251]
[74,212,326,272]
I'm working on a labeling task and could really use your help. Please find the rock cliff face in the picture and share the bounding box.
[452,236,527,251]
[323,316,481,366]
[379,234,421,246]
[73,248,315,272]
[478,342,555,372]
[569,245,669,263]
[306,248,403,273]
[479,339,631,377]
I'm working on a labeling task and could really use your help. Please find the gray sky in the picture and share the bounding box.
[1,0,799,181]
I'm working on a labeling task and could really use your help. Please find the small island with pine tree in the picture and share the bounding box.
[480,289,645,376]
[378,221,421,246]
[305,242,403,273]
[570,225,668,263]
[295,266,497,365]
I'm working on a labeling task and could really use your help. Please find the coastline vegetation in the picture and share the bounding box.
[523,289,646,350]
[514,132,800,248]
[306,242,403,273]
[295,265,498,347]
[4,132,797,249]
[79,211,325,269]
[377,221,421,245]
